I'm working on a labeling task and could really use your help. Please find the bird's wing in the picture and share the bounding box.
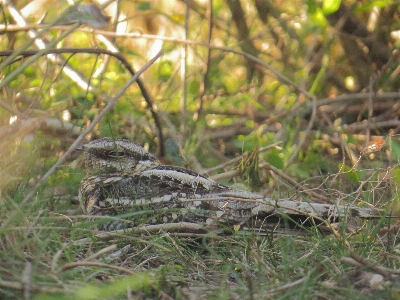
[79,166,385,228]
[79,166,275,225]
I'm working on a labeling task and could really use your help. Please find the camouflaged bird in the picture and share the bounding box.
[77,138,277,231]
[78,138,384,231]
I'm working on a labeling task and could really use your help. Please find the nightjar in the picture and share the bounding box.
[77,138,275,231]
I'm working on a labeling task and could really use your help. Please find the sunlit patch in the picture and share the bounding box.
[9,116,18,125]
[261,42,270,51]
[208,118,217,127]
[62,110,71,121]
[345,76,355,90]
[391,30,400,39]
[293,22,301,29]
[329,148,339,155]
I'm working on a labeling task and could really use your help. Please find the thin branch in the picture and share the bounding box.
[107,222,206,235]
[0,48,165,156]
[83,244,118,261]
[306,92,400,110]
[284,94,317,169]
[260,161,333,203]
[3,1,92,90]
[202,142,282,175]
[225,0,259,79]
[0,98,23,117]
[180,0,190,136]
[193,0,213,121]
[264,278,306,296]
[0,25,80,90]
[1,50,163,229]
[0,279,70,294]
[210,169,240,181]
[343,119,400,132]
[0,25,314,99]
[0,117,81,140]
[57,261,135,275]
[0,6,80,69]
[344,252,400,279]
[21,261,32,300]
[365,77,374,147]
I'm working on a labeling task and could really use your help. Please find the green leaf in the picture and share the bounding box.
[266,149,284,170]
[311,8,328,27]
[136,1,152,11]
[159,60,173,82]
[322,0,341,15]
[166,138,185,164]
[354,0,392,13]
[391,166,400,189]
[307,0,318,14]
[23,66,35,78]
[338,163,360,184]
[76,273,155,300]
[188,79,200,95]
[391,139,400,161]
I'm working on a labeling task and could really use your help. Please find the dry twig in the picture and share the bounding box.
[1,50,163,228]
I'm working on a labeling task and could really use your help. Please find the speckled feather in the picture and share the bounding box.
[78,138,385,231]
[78,137,160,174]
[78,138,275,230]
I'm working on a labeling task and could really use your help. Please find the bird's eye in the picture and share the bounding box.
[108,151,125,157]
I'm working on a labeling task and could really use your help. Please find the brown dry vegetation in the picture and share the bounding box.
[1,0,400,299]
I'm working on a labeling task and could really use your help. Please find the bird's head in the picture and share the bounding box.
[77,138,160,174]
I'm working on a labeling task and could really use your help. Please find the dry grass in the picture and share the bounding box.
[1,161,400,300]
[2,1,400,299]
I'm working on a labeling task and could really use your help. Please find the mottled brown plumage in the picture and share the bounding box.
[78,138,274,230]
[78,138,385,232]
[77,138,160,174]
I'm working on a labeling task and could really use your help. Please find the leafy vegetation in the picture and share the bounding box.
[1,0,400,299]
